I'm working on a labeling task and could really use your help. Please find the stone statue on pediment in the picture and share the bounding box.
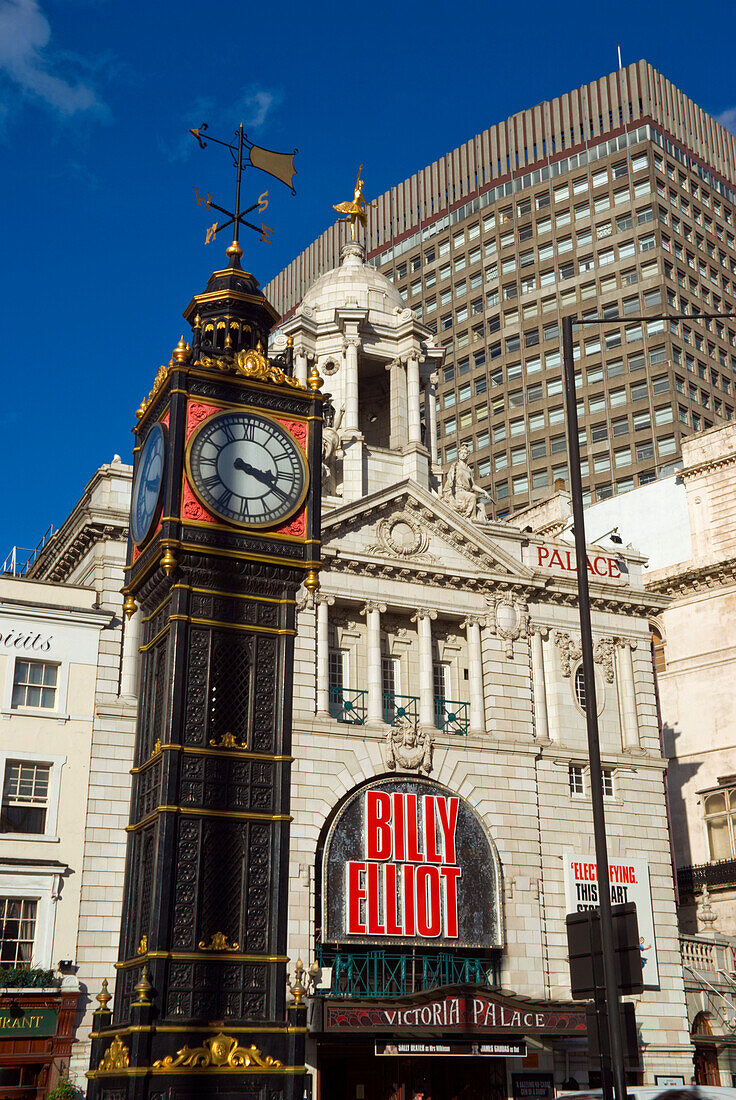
[441,443,492,521]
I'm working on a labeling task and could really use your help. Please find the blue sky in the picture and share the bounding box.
[2,0,736,558]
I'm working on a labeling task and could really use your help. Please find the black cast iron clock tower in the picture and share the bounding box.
[87,231,322,1100]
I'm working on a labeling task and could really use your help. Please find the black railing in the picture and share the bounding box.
[678,858,736,894]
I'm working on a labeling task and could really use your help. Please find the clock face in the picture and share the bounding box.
[186,410,308,529]
[131,422,166,545]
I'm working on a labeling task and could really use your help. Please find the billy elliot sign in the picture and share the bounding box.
[321,778,502,949]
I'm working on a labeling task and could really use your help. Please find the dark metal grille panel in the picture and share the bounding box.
[208,631,252,745]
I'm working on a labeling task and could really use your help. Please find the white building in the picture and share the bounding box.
[0,459,138,1093]
[0,570,112,1094]
[0,248,705,1096]
[281,242,693,1097]
[584,421,736,1086]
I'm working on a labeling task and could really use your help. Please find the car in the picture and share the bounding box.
[556,1089,736,1100]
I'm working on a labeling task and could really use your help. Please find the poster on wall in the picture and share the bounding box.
[322,777,503,949]
[563,853,659,986]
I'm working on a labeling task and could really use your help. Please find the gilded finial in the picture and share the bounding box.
[304,570,320,597]
[172,336,192,364]
[333,166,368,241]
[160,547,177,577]
[123,595,137,620]
[288,958,307,1007]
[193,313,201,330]
[132,967,153,1007]
[95,978,112,1014]
[307,364,323,392]
[226,240,243,260]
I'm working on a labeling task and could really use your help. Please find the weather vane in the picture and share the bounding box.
[189,122,297,253]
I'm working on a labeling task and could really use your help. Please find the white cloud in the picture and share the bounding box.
[0,0,106,116]
[716,107,736,135]
[235,87,282,130]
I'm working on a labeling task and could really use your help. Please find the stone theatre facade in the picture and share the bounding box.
[280,238,693,1097]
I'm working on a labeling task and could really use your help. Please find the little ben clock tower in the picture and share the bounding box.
[87,237,323,1100]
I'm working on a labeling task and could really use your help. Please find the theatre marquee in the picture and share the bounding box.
[321,777,502,949]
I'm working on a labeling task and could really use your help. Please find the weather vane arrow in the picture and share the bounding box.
[189,121,297,253]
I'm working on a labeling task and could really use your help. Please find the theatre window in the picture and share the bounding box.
[650,623,666,673]
[704,786,736,861]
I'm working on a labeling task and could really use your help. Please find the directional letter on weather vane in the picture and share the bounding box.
[189,121,297,253]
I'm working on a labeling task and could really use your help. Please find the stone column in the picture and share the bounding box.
[425,372,439,463]
[316,595,335,717]
[616,639,641,752]
[530,625,550,742]
[462,616,485,736]
[120,610,141,699]
[412,608,438,730]
[406,354,422,445]
[294,345,309,386]
[343,334,360,433]
[361,601,386,724]
[388,358,408,449]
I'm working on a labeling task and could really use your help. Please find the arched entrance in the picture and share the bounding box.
[692,1012,720,1086]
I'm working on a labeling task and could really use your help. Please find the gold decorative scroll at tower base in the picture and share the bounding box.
[153,1033,283,1069]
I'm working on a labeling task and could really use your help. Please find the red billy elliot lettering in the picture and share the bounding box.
[535,545,622,581]
[346,792,462,939]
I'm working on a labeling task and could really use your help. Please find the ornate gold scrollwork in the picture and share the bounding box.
[195,343,304,389]
[136,935,148,955]
[136,339,192,419]
[209,732,247,750]
[198,931,240,952]
[98,1036,130,1071]
[153,1033,282,1069]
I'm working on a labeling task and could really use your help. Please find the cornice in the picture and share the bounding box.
[680,450,736,481]
[30,520,128,584]
[646,555,736,597]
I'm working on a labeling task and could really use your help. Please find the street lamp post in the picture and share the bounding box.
[562,313,628,1100]
[561,306,736,1100]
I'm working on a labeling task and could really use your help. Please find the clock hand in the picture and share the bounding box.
[233,456,271,484]
[233,457,292,503]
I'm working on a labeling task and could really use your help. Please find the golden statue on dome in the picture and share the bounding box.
[333,165,368,240]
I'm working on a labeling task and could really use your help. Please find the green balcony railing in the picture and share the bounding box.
[383,692,419,725]
[329,686,367,724]
[434,697,469,735]
[316,948,499,998]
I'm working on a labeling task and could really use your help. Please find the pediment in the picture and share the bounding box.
[322,481,535,586]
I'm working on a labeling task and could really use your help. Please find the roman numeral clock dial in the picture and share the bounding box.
[186,410,308,527]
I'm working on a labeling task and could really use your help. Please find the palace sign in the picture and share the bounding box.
[527,545,627,584]
[322,778,502,949]
[324,992,586,1035]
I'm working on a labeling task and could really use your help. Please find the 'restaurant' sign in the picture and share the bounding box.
[0,1008,58,1036]
[324,993,586,1035]
[322,778,502,949]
